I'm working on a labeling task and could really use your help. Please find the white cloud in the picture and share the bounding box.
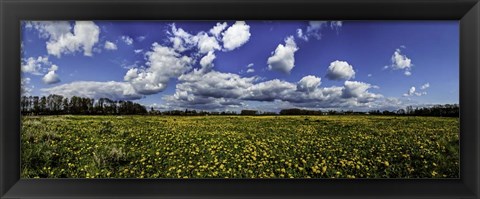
[222,21,251,51]
[416,92,427,96]
[28,21,100,57]
[330,21,343,32]
[21,77,33,95]
[136,36,146,42]
[326,60,356,80]
[164,70,255,109]
[367,74,372,77]
[124,68,139,81]
[48,64,58,71]
[167,21,249,57]
[209,22,228,39]
[168,24,196,52]
[342,81,380,100]
[21,56,50,75]
[199,51,216,70]
[26,21,71,40]
[104,41,117,50]
[178,70,256,99]
[403,86,426,97]
[42,81,142,100]
[134,49,143,54]
[306,21,328,40]
[421,83,430,90]
[124,43,193,95]
[168,23,221,54]
[404,83,430,97]
[296,28,308,41]
[387,48,413,76]
[247,63,254,68]
[267,36,298,73]
[297,75,321,93]
[404,86,416,96]
[297,21,343,41]
[244,79,298,101]
[121,36,133,45]
[246,68,255,73]
[166,66,383,111]
[42,72,60,84]
[196,33,221,54]
[42,64,61,84]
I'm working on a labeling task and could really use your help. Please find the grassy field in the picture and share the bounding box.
[21,115,459,178]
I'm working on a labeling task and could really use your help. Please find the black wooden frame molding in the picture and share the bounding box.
[1,0,479,198]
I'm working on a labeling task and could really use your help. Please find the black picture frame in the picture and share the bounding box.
[1,0,479,198]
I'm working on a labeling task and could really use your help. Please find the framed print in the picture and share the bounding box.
[1,0,479,198]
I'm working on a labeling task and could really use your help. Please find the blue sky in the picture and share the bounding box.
[21,21,459,112]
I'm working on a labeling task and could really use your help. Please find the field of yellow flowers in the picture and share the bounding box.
[21,115,459,178]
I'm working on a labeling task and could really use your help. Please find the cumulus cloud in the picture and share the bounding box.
[124,43,193,95]
[177,70,257,99]
[196,33,221,54]
[246,68,255,73]
[330,21,343,30]
[43,71,60,84]
[267,36,298,73]
[244,79,298,101]
[21,77,34,95]
[21,56,51,75]
[421,83,430,90]
[103,41,117,50]
[164,70,255,110]
[166,66,383,110]
[121,36,133,45]
[27,21,100,57]
[222,21,251,51]
[296,21,342,41]
[168,23,221,54]
[296,29,308,41]
[386,48,413,76]
[42,64,61,84]
[403,86,426,97]
[404,86,416,97]
[42,81,142,100]
[168,24,196,52]
[209,22,228,39]
[297,75,321,93]
[104,41,117,50]
[341,81,381,101]
[134,49,143,54]
[199,51,216,70]
[166,21,250,61]
[326,60,356,80]
[124,68,139,81]
[404,83,429,97]
[26,21,71,40]
[305,21,328,40]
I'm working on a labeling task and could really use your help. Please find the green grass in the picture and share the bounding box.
[21,115,459,178]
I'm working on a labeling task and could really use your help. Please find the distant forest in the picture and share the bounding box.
[21,95,459,117]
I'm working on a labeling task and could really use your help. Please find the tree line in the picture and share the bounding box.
[21,95,147,115]
[278,104,459,117]
[21,94,459,117]
[149,105,458,117]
